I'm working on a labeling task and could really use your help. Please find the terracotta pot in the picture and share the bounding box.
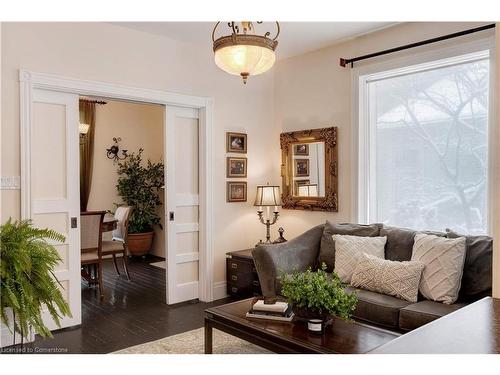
[127,231,154,256]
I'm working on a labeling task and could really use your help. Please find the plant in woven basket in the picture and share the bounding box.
[280,263,357,321]
[0,219,72,344]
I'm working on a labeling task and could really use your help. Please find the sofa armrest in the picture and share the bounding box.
[251,224,324,300]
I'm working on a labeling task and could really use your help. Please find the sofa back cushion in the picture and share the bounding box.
[446,229,492,301]
[333,234,386,283]
[351,253,425,303]
[381,225,446,262]
[319,221,381,271]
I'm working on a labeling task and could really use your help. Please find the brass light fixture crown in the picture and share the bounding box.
[212,21,280,84]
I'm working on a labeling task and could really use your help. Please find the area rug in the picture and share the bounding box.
[149,261,166,269]
[114,327,270,354]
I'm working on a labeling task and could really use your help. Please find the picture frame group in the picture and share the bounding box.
[226,132,248,202]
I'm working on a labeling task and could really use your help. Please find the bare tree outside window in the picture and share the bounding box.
[370,58,489,234]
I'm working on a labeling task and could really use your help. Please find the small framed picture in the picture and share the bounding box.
[227,157,247,178]
[227,132,247,153]
[294,144,309,156]
[294,179,310,195]
[294,159,310,177]
[227,182,247,202]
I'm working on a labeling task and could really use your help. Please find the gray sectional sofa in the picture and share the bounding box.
[252,222,492,332]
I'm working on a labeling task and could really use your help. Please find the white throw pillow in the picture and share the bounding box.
[332,234,386,283]
[351,253,425,303]
[411,233,467,304]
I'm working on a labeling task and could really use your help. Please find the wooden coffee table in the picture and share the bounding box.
[204,298,400,354]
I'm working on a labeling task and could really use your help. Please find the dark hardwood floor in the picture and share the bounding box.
[16,256,229,354]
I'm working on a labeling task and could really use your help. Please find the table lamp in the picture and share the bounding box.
[254,184,282,245]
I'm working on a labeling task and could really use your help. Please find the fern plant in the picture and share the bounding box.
[0,218,72,342]
[116,148,165,233]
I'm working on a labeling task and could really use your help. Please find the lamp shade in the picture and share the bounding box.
[215,45,276,77]
[79,123,90,134]
[254,185,282,206]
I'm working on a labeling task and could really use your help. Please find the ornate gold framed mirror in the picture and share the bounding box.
[280,127,338,211]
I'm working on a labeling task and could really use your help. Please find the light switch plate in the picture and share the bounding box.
[0,176,21,190]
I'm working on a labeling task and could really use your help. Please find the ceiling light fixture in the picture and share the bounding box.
[212,21,280,84]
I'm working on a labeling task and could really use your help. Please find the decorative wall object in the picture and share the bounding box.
[226,132,247,153]
[280,127,338,211]
[226,157,247,178]
[106,137,128,163]
[294,144,309,156]
[227,182,247,202]
[294,159,310,177]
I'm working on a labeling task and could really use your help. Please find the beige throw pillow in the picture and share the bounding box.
[351,253,425,303]
[332,234,386,283]
[411,233,467,304]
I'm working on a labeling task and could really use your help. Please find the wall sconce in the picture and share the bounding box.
[106,137,128,163]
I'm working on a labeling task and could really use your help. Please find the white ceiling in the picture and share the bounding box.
[113,22,396,60]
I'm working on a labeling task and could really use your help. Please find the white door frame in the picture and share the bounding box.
[19,70,215,304]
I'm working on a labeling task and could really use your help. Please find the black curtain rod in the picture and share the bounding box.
[340,23,495,68]
[80,98,107,105]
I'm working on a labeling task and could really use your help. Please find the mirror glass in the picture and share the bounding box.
[291,142,325,198]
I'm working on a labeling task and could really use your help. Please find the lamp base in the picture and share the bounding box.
[255,239,273,247]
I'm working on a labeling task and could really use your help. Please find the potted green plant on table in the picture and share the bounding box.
[116,148,164,256]
[281,264,357,333]
[0,219,72,347]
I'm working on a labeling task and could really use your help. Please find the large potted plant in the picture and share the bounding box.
[116,148,164,256]
[281,264,357,327]
[0,219,72,347]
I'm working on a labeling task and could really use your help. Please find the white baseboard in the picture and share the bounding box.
[212,281,228,301]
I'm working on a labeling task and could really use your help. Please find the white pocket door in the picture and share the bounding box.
[165,106,201,304]
[24,89,81,330]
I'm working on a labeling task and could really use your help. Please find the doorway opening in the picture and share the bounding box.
[78,97,168,309]
[20,71,215,347]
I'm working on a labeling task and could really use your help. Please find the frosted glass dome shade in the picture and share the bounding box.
[215,44,275,83]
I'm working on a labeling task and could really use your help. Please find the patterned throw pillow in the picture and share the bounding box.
[332,234,386,283]
[351,253,425,303]
[411,233,467,304]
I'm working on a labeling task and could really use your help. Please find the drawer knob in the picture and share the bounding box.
[231,263,238,269]
[231,275,238,281]
[231,287,238,293]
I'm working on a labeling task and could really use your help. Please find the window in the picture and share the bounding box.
[359,51,490,234]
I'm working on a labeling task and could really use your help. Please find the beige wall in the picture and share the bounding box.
[274,22,494,240]
[0,22,280,288]
[86,100,165,257]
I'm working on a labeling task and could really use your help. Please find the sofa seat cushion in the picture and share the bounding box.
[345,286,412,329]
[319,222,381,272]
[399,300,466,331]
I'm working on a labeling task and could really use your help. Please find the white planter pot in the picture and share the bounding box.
[0,307,35,348]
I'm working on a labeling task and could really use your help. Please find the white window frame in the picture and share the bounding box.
[352,37,495,234]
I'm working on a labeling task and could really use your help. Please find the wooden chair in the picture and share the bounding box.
[80,211,106,298]
[102,206,132,280]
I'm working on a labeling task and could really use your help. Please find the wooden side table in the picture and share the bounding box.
[226,249,262,299]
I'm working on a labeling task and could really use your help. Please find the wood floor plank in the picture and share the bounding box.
[9,256,229,354]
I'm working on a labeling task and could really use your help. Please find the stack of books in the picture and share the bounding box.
[246,300,294,322]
